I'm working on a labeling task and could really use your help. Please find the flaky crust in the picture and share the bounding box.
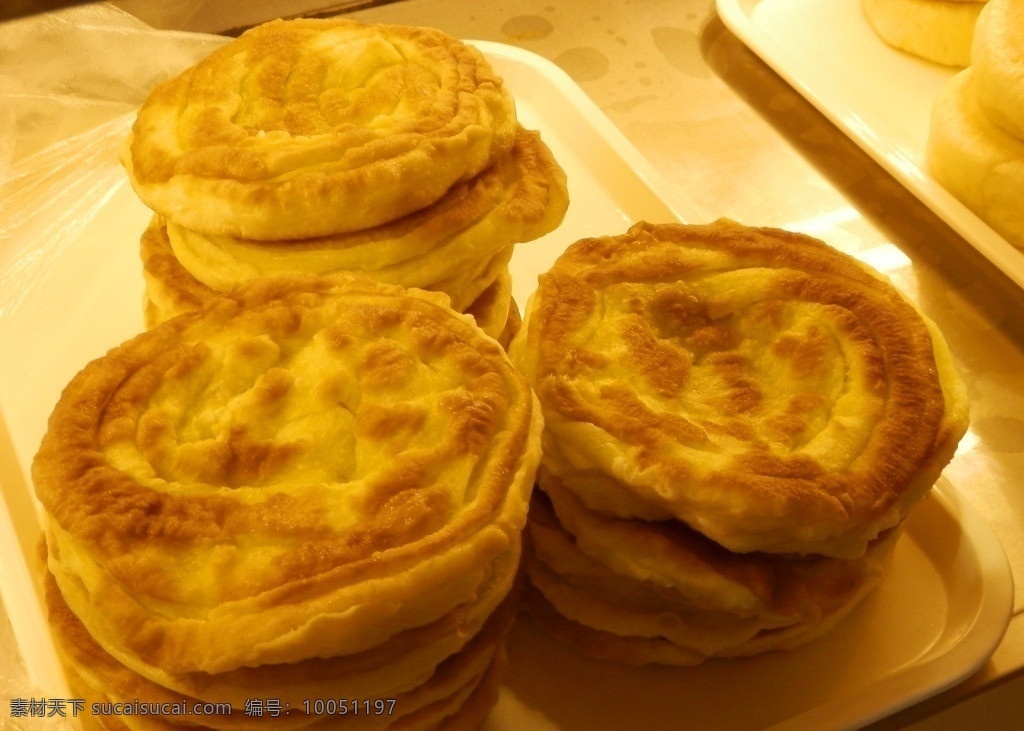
[533,472,891,623]
[122,18,517,240]
[161,127,568,307]
[140,216,520,340]
[47,567,519,730]
[50,544,521,709]
[524,477,898,663]
[34,273,542,675]
[510,220,969,558]
[521,561,889,667]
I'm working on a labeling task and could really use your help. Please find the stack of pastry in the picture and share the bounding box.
[926,0,1024,248]
[509,220,970,665]
[862,0,989,67]
[34,273,543,729]
[122,18,569,345]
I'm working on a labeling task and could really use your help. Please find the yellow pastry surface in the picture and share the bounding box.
[45,562,520,730]
[122,18,517,240]
[34,273,542,675]
[162,127,567,304]
[510,220,969,558]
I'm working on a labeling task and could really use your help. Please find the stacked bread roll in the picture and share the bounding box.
[122,18,569,345]
[34,274,543,729]
[509,220,970,665]
[862,0,989,66]
[926,0,1024,248]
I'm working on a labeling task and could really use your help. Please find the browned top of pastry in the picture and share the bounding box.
[123,18,517,240]
[35,273,541,673]
[511,219,969,557]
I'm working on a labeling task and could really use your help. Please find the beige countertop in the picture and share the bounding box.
[2,0,1023,728]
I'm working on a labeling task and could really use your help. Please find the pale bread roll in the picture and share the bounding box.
[862,0,988,66]
[926,68,1024,248]
[971,0,1024,138]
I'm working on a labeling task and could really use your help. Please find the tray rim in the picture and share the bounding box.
[0,37,1013,731]
[768,477,1013,730]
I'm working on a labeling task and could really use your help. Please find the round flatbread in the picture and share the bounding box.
[35,273,542,675]
[510,220,969,558]
[122,18,518,240]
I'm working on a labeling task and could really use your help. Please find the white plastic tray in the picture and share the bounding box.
[0,41,1012,731]
[715,0,1024,290]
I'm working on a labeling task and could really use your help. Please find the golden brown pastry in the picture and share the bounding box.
[510,219,968,665]
[122,18,518,240]
[510,219,969,559]
[34,273,542,728]
[140,215,520,341]
[159,127,566,310]
[137,125,567,339]
[523,476,897,665]
[862,0,988,67]
[47,567,520,730]
[47,542,520,710]
[138,216,520,341]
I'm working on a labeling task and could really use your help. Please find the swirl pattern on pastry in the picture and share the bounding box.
[510,220,969,558]
[122,18,517,240]
[34,273,542,675]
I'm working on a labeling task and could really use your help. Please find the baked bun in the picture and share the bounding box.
[122,18,517,241]
[971,0,1024,138]
[926,69,1024,247]
[862,0,988,66]
[34,274,542,726]
[509,220,968,664]
[926,0,1024,248]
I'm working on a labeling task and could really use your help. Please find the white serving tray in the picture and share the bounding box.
[715,0,1024,290]
[0,40,1012,731]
